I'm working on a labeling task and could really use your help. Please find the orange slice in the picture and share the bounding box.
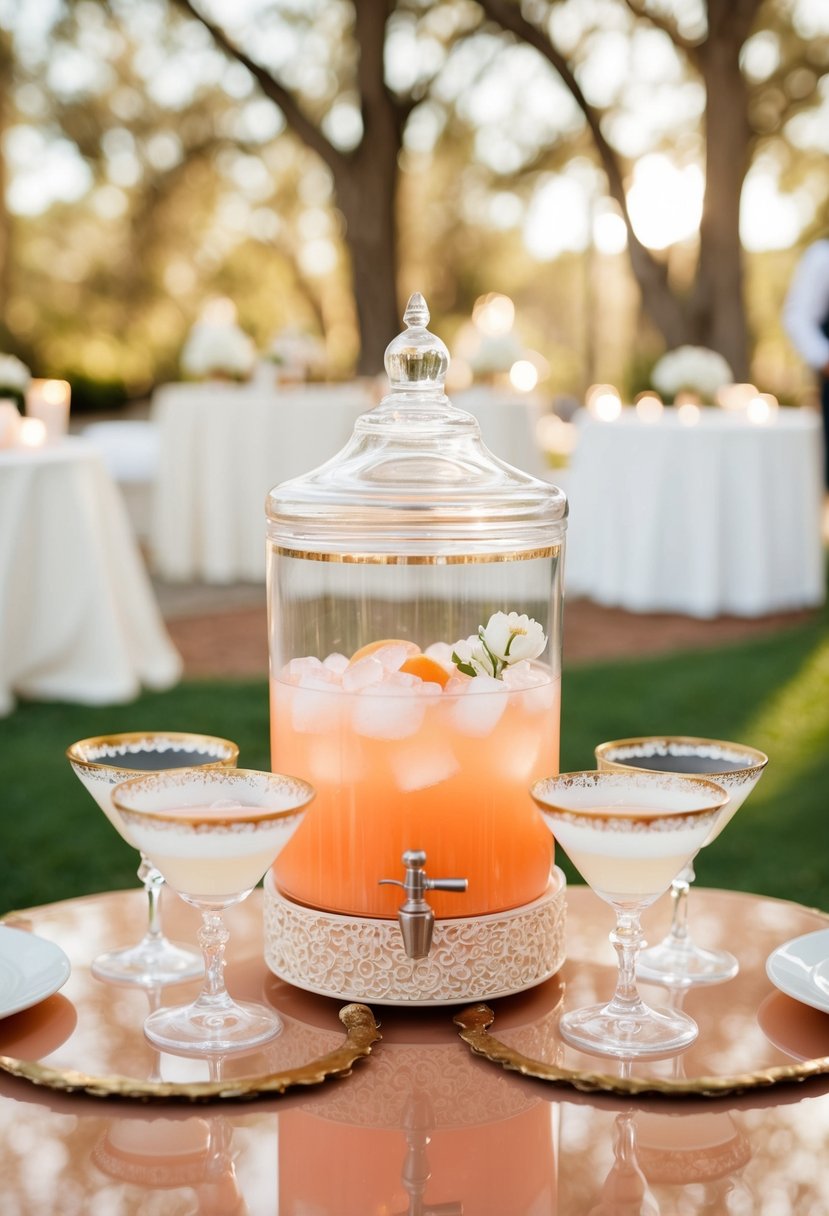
[399,654,451,688]
[349,638,420,665]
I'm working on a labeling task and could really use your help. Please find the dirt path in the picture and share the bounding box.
[164,595,817,678]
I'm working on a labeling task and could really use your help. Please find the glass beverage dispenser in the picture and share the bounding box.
[264,296,568,1004]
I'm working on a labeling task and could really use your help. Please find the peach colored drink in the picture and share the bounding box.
[271,656,559,919]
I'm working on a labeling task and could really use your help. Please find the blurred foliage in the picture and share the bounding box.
[0,0,826,402]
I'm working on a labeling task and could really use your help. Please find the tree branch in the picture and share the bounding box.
[474,6,638,231]
[620,0,702,64]
[476,0,689,334]
[169,0,345,176]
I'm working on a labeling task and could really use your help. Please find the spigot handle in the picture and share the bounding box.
[426,877,468,893]
[378,850,468,960]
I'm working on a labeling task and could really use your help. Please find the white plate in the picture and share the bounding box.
[0,926,71,1019]
[766,928,829,1016]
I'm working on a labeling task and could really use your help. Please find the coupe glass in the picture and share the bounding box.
[595,737,767,985]
[531,771,726,1058]
[67,732,239,986]
[112,767,314,1054]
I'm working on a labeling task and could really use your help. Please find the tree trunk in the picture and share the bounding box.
[169,0,403,376]
[337,0,402,375]
[690,10,754,378]
[338,162,400,375]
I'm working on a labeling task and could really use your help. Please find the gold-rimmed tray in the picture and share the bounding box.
[0,891,380,1104]
[454,1001,829,1099]
[0,1002,380,1103]
[452,887,829,1099]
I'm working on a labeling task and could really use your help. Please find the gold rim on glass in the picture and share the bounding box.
[66,731,239,776]
[111,767,315,828]
[531,770,729,827]
[594,736,768,781]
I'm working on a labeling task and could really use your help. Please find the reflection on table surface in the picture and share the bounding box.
[1,887,828,1213]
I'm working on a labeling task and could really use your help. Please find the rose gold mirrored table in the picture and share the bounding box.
[1,886,828,1213]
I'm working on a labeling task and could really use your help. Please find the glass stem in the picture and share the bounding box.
[666,861,695,947]
[195,911,232,1010]
[137,854,165,942]
[606,908,648,1018]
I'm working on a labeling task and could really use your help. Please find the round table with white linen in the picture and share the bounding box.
[0,438,181,716]
[150,381,375,583]
[452,386,551,481]
[565,406,826,618]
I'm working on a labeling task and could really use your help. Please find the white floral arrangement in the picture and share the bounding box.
[452,611,546,679]
[0,354,31,397]
[468,333,524,377]
[267,328,325,374]
[180,321,256,382]
[651,345,733,403]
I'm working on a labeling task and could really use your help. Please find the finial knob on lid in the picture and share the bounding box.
[384,292,450,389]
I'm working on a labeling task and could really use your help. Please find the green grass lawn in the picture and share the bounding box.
[1,605,828,915]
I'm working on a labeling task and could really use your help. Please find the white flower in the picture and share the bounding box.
[452,612,546,680]
[181,322,256,381]
[451,635,495,678]
[482,611,546,664]
[651,346,733,402]
[0,355,31,393]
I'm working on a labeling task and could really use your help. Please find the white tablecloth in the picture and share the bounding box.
[150,382,374,582]
[452,387,550,481]
[565,408,826,618]
[0,439,181,715]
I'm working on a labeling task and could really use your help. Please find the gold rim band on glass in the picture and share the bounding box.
[453,1004,829,1098]
[531,770,729,826]
[269,544,561,565]
[0,1004,380,1102]
[66,731,239,774]
[111,768,315,828]
[594,735,769,781]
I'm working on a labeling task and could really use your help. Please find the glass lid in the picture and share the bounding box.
[266,294,567,559]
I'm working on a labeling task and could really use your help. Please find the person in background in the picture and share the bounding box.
[783,237,829,490]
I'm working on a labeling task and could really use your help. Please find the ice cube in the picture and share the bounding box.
[424,642,454,670]
[382,670,420,689]
[342,656,385,693]
[372,643,417,672]
[391,739,460,792]
[501,661,536,689]
[414,681,443,698]
[443,675,472,696]
[287,656,325,683]
[305,731,364,785]
[449,675,508,737]
[322,652,349,676]
[352,686,427,740]
[289,679,343,734]
[502,662,557,712]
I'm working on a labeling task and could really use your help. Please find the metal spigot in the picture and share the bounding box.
[379,850,468,960]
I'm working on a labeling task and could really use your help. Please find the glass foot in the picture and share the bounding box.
[637,939,739,986]
[559,1000,698,1058]
[92,935,204,987]
[144,998,283,1055]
